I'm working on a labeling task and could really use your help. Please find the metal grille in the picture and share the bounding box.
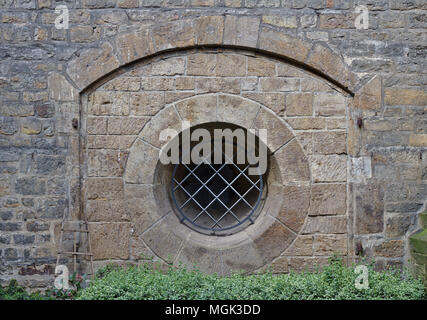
[171,151,263,234]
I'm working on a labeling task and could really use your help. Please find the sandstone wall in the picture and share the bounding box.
[0,0,426,289]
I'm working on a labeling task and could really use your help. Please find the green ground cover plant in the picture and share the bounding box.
[77,257,426,300]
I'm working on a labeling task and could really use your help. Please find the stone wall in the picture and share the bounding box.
[0,0,426,289]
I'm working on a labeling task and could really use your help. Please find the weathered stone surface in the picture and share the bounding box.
[312,131,347,155]
[88,91,129,116]
[276,185,310,233]
[89,222,131,260]
[67,43,120,90]
[139,105,181,148]
[142,214,184,263]
[309,183,346,216]
[86,178,124,200]
[259,78,300,92]
[102,77,141,91]
[86,200,130,222]
[286,93,313,116]
[21,118,41,135]
[175,94,216,125]
[303,215,347,234]
[262,15,298,28]
[354,75,382,111]
[216,54,246,77]
[107,117,148,135]
[151,57,186,76]
[195,16,224,45]
[124,138,159,184]
[176,241,224,275]
[249,216,295,262]
[259,27,311,62]
[252,107,293,152]
[409,134,427,147]
[288,257,329,272]
[116,29,154,64]
[286,117,326,130]
[224,15,260,47]
[385,213,417,237]
[48,72,78,101]
[247,56,275,76]
[151,20,195,51]
[374,240,405,258]
[88,149,128,177]
[313,235,347,255]
[275,139,310,183]
[196,77,240,94]
[307,43,357,91]
[285,235,313,256]
[309,155,347,182]
[242,92,285,115]
[126,184,167,234]
[217,94,260,128]
[354,184,384,235]
[187,53,216,76]
[314,92,346,116]
[87,117,107,135]
[130,92,164,116]
[384,88,427,106]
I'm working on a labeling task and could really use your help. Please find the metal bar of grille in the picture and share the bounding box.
[171,144,264,233]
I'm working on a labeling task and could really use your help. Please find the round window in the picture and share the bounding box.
[169,123,265,236]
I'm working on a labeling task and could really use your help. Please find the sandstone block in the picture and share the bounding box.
[247,56,275,76]
[107,117,148,135]
[151,20,194,51]
[310,155,347,182]
[275,139,310,183]
[312,131,347,155]
[187,53,217,76]
[313,234,347,255]
[86,178,124,200]
[252,107,293,153]
[217,94,260,128]
[224,15,260,47]
[89,222,130,260]
[216,54,246,77]
[48,72,78,101]
[88,91,129,116]
[303,215,347,234]
[67,43,119,90]
[314,92,346,116]
[124,139,159,184]
[242,92,285,115]
[142,214,183,263]
[354,183,384,234]
[259,27,311,62]
[286,93,313,116]
[130,92,164,116]
[285,235,313,256]
[195,16,224,45]
[309,183,346,216]
[175,94,216,125]
[277,185,310,233]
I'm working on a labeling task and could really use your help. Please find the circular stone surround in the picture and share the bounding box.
[169,123,266,236]
[123,93,311,274]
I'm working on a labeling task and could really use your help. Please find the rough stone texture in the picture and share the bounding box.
[1,2,425,288]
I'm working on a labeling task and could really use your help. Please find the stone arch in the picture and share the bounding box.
[63,16,359,95]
